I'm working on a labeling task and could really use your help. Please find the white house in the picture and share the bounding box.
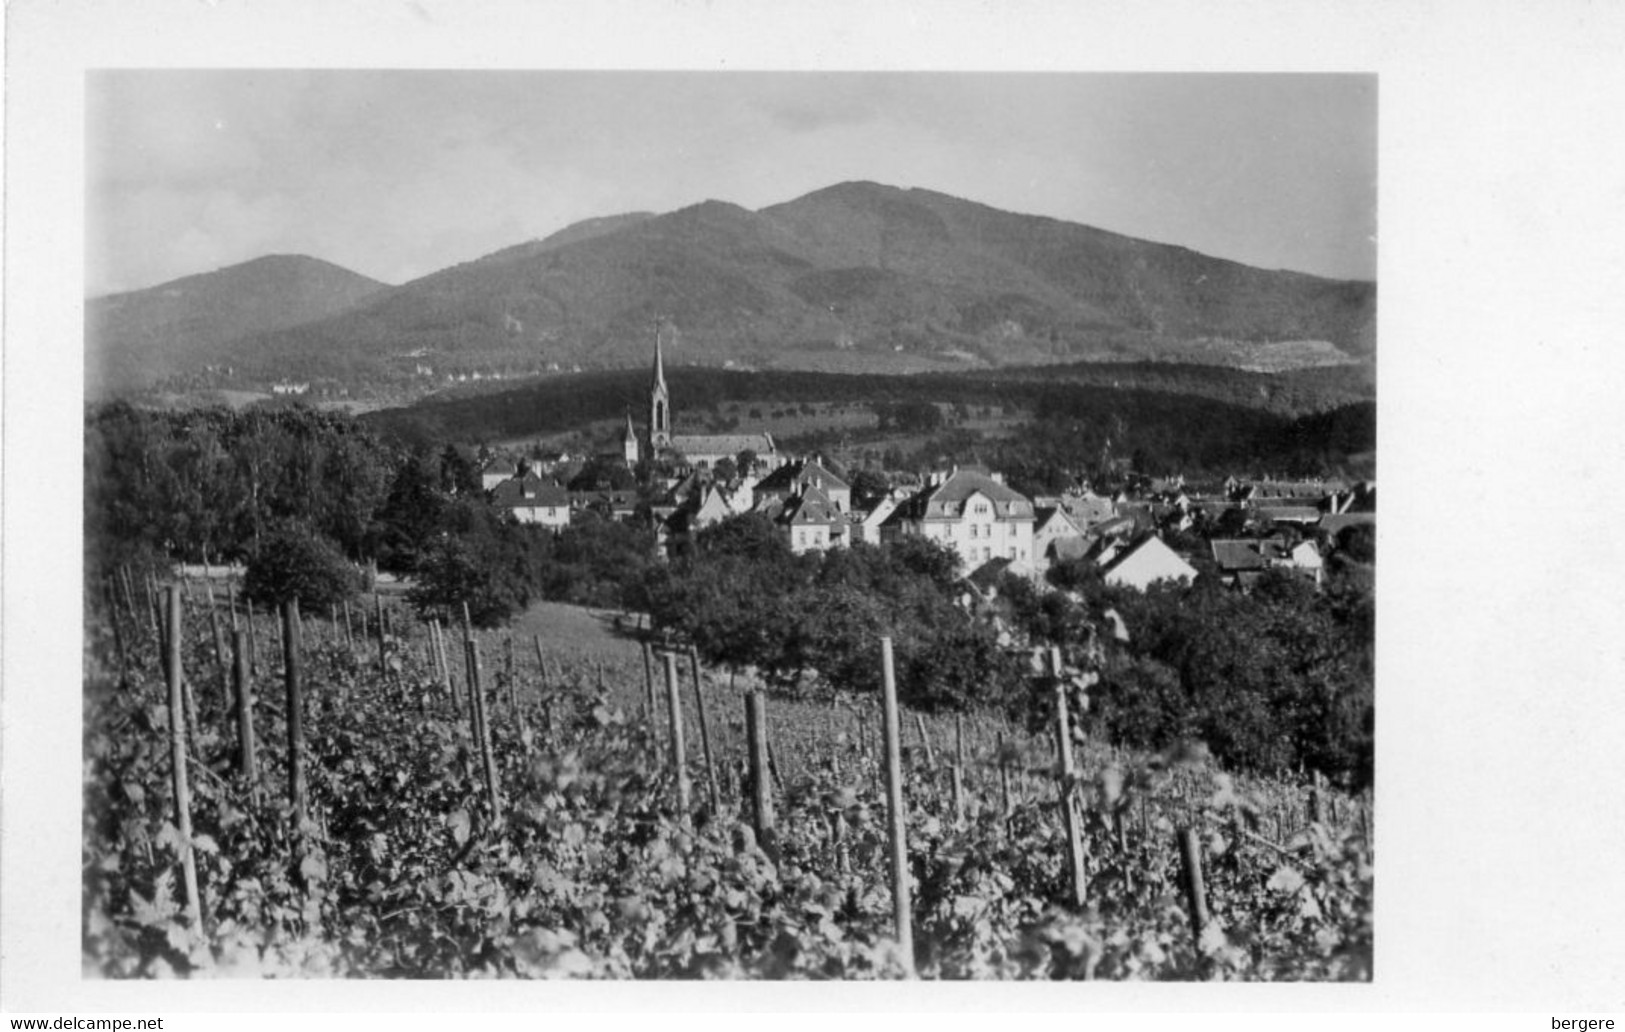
[766,485,845,554]
[881,467,1036,573]
[491,474,571,530]
[1099,534,1198,591]
[1032,505,1086,573]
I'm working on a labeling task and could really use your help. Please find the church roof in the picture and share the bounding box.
[670,433,776,458]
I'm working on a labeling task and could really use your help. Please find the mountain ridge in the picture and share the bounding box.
[90,182,1376,394]
[86,254,391,395]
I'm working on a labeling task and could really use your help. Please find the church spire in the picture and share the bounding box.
[622,408,640,465]
[648,320,671,451]
[651,319,667,393]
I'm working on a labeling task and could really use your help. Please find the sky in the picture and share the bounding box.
[86,71,1376,297]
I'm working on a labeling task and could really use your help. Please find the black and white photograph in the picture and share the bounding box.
[75,66,1378,982]
[5,0,1625,1021]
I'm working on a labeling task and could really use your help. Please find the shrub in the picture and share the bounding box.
[243,528,361,610]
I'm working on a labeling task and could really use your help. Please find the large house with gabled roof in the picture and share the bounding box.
[881,466,1036,573]
[490,473,571,530]
[754,457,851,514]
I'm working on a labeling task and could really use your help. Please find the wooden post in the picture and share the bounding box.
[641,640,657,727]
[342,600,353,650]
[374,592,388,678]
[1177,826,1211,968]
[997,731,1013,819]
[663,652,691,819]
[504,636,517,714]
[118,566,138,636]
[879,638,915,974]
[688,646,720,817]
[148,574,169,680]
[914,713,936,773]
[766,732,786,794]
[244,596,261,681]
[466,638,502,818]
[433,619,460,715]
[205,580,226,678]
[232,628,257,782]
[1053,649,1088,907]
[281,599,308,844]
[745,691,775,850]
[952,712,967,821]
[103,576,130,688]
[165,586,202,929]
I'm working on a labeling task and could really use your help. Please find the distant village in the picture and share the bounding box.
[473,329,1375,594]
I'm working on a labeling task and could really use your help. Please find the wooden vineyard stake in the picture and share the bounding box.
[243,596,260,680]
[206,581,226,681]
[281,599,308,846]
[640,641,658,734]
[103,576,130,689]
[374,592,388,679]
[232,628,257,784]
[465,637,502,819]
[662,651,692,820]
[1052,647,1088,907]
[954,712,966,774]
[149,574,169,681]
[997,731,1013,819]
[745,691,776,851]
[914,714,936,773]
[688,646,720,817]
[433,619,460,715]
[329,603,338,643]
[879,638,915,975]
[144,571,161,654]
[271,602,285,677]
[342,600,353,650]
[1177,826,1211,974]
[504,636,517,714]
[533,635,547,689]
[766,732,786,794]
[118,566,138,637]
[165,586,202,929]
[952,712,967,822]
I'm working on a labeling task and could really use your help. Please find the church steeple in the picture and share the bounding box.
[622,409,640,465]
[649,320,671,451]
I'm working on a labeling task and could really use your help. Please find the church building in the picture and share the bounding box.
[632,323,778,472]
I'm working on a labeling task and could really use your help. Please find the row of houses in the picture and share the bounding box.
[481,448,1373,592]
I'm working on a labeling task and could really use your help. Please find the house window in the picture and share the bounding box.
[973,502,990,515]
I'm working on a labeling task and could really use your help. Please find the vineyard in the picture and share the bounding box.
[83,569,1373,980]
